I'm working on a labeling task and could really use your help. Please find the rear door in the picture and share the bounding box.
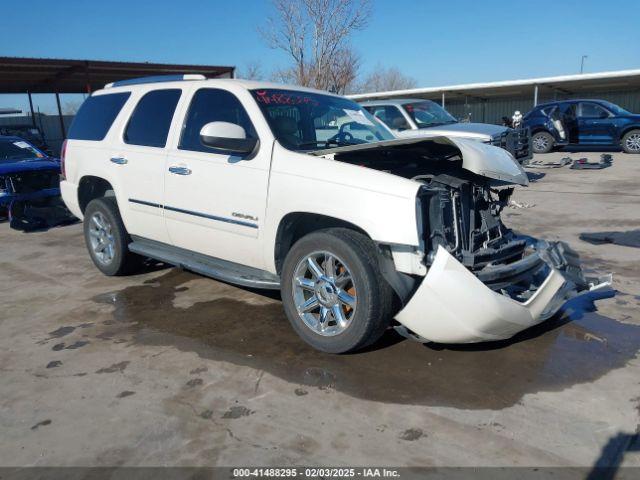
[110,88,183,243]
[577,102,615,145]
[162,87,270,269]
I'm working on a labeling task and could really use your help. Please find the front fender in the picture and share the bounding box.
[262,144,421,273]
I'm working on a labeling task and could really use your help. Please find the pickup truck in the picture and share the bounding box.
[358,98,532,163]
[60,76,609,353]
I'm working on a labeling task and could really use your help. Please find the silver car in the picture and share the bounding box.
[360,98,532,163]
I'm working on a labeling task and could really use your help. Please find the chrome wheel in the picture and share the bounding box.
[625,133,640,152]
[532,134,549,152]
[292,251,357,337]
[88,212,115,265]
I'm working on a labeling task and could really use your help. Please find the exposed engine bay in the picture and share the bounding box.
[329,137,592,305]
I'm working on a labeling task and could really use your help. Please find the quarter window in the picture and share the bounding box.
[68,92,130,141]
[124,89,181,148]
[180,88,257,153]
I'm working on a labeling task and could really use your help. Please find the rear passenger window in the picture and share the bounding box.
[68,92,130,141]
[124,89,181,147]
[179,88,257,153]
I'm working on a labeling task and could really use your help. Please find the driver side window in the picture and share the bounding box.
[180,88,257,153]
[368,106,410,131]
[579,103,609,119]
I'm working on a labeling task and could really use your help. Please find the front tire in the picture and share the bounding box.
[83,197,141,276]
[621,130,640,154]
[281,228,394,353]
[531,131,554,154]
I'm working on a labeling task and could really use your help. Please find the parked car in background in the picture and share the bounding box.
[0,124,52,156]
[60,75,609,354]
[523,99,640,154]
[0,136,72,230]
[358,98,532,163]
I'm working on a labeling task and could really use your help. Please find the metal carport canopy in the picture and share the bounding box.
[0,56,235,94]
[348,69,640,103]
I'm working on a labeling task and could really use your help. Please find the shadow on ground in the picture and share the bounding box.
[580,230,640,249]
[73,269,640,410]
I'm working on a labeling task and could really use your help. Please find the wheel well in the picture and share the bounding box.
[78,176,115,213]
[620,126,640,141]
[274,212,367,275]
[531,128,551,136]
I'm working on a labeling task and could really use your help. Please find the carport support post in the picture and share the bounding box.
[55,92,66,139]
[441,92,446,108]
[27,92,36,128]
[533,84,539,107]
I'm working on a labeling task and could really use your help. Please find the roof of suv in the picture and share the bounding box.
[533,99,614,109]
[96,77,344,99]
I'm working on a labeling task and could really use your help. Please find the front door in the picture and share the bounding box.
[578,102,615,145]
[163,87,270,269]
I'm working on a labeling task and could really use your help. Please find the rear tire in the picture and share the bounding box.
[281,228,394,353]
[621,129,640,154]
[83,197,142,276]
[531,131,554,154]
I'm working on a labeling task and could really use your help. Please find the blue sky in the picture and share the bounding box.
[1,0,639,113]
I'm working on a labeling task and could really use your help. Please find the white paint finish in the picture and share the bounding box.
[315,136,528,186]
[262,142,421,272]
[162,83,273,269]
[390,245,427,276]
[199,121,247,139]
[61,78,577,346]
[394,246,610,344]
[59,180,81,219]
[448,137,528,185]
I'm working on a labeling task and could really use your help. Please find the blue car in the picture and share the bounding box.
[523,99,640,154]
[0,136,73,230]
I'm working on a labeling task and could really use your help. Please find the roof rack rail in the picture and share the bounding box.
[105,74,206,89]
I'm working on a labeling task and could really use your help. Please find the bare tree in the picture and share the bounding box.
[238,61,264,81]
[261,0,371,93]
[357,65,417,93]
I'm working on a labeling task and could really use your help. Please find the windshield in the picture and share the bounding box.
[250,89,394,151]
[403,101,457,128]
[0,138,43,163]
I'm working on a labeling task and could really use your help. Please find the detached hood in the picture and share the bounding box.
[313,136,529,186]
[418,122,509,140]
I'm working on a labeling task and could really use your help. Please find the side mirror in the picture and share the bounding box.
[599,111,609,119]
[199,122,258,155]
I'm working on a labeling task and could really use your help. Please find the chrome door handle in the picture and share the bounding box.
[110,157,128,165]
[168,165,192,175]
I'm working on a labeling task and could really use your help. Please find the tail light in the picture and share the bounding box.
[60,140,67,180]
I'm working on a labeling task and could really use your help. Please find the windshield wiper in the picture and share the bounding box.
[294,139,364,150]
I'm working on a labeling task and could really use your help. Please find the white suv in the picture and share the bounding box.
[60,75,609,353]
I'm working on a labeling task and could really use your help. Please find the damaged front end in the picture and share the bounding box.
[399,171,611,343]
[321,136,612,344]
[0,159,73,231]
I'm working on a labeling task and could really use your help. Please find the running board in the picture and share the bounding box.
[128,237,281,290]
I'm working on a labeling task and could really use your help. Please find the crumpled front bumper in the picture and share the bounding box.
[394,242,612,344]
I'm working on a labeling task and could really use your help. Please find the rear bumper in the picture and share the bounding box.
[394,243,611,343]
[60,180,82,219]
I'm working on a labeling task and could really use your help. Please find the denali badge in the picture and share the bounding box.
[232,212,258,222]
